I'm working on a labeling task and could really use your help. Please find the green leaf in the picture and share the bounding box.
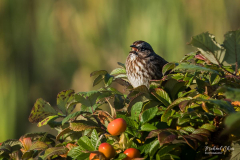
[200,98,235,113]
[29,98,58,123]
[174,63,220,74]
[29,141,48,150]
[78,136,94,151]
[90,70,108,77]
[115,153,127,160]
[140,139,158,154]
[140,106,158,124]
[110,68,126,75]
[223,29,240,67]
[213,108,224,116]
[131,102,143,121]
[57,89,75,115]
[162,63,176,75]
[39,147,68,160]
[70,120,99,131]
[37,115,59,127]
[132,85,149,93]
[62,111,89,125]
[93,75,103,87]
[56,128,72,141]
[149,139,160,157]
[181,126,195,133]
[75,91,100,110]
[151,88,172,106]
[117,114,138,129]
[67,146,84,159]
[91,129,99,149]
[162,97,192,122]
[156,144,181,158]
[114,94,125,110]
[188,32,226,65]
[117,62,126,69]
[192,128,211,136]
[140,123,157,131]
[104,74,114,87]
[200,124,216,132]
[209,73,221,85]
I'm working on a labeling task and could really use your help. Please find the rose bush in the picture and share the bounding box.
[0,29,240,160]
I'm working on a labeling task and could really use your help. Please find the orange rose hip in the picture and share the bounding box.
[123,148,141,160]
[107,118,127,136]
[98,143,115,159]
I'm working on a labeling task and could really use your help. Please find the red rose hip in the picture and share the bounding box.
[107,118,127,136]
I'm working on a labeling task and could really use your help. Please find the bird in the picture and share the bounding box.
[125,40,168,88]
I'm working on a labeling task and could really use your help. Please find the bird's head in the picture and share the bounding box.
[129,40,154,57]
[130,40,153,52]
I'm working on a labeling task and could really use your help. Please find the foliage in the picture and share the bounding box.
[1,29,240,159]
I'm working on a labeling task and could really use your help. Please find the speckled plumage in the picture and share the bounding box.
[125,40,168,88]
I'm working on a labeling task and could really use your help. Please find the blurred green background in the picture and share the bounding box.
[0,0,240,142]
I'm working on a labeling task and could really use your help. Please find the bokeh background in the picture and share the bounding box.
[0,0,240,142]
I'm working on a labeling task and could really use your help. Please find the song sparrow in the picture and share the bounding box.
[125,40,168,88]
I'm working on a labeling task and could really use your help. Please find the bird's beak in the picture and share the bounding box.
[130,45,137,48]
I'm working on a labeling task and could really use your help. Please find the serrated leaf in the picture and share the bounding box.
[67,146,84,159]
[162,63,176,75]
[140,106,158,124]
[29,141,48,151]
[90,70,108,77]
[77,136,94,151]
[223,29,240,67]
[29,98,58,123]
[57,89,75,115]
[188,32,226,65]
[91,129,99,149]
[151,88,172,106]
[131,102,143,121]
[110,68,126,75]
[40,147,68,160]
[37,115,59,127]
[70,120,98,132]
[140,123,157,131]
